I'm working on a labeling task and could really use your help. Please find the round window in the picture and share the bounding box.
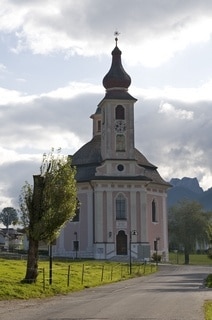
[117,164,124,172]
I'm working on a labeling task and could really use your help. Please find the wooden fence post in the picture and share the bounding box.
[43,268,45,291]
[67,265,71,287]
[110,266,113,281]
[81,264,84,285]
[101,265,104,282]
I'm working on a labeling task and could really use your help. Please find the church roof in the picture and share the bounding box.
[71,136,169,186]
[103,45,131,90]
[98,89,137,105]
[72,135,102,166]
[101,38,136,102]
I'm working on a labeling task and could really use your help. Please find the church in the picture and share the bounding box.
[53,37,170,261]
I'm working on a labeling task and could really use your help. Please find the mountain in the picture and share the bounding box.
[167,177,212,211]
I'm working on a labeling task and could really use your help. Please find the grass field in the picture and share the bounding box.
[168,252,212,265]
[0,257,156,300]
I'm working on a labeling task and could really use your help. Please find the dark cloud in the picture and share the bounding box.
[1,0,212,209]
[0,90,212,211]
[4,0,212,58]
[0,93,102,149]
[134,97,212,185]
[0,159,39,209]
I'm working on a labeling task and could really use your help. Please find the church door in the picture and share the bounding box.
[116,230,127,255]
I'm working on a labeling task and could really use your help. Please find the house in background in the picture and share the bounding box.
[53,37,170,261]
[0,228,24,251]
[0,230,5,250]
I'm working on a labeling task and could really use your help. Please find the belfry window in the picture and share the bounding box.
[116,193,126,220]
[115,105,125,120]
[152,199,157,222]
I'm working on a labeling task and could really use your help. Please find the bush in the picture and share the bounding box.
[152,253,161,262]
[205,274,212,288]
[207,248,212,260]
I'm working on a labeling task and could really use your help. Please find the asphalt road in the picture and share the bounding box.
[0,265,211,320]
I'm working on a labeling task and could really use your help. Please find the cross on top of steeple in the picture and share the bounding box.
[114,30,120,46]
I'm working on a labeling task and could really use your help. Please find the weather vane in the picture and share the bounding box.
[114,30,120,46]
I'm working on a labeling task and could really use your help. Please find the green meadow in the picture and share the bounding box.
[0,257,156,300]
[168,252,212,265]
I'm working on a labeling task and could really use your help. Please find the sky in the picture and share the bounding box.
[0,0,212,213]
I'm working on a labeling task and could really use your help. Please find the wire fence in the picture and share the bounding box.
[36,262,157,291]
[0,255,158,298]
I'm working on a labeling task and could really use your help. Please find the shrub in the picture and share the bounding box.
[152,253,161,262]
[207,248,212,260]
[205,274,212,288]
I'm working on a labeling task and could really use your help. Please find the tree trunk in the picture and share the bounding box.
[22,237,39,283]
[184,250,190,265]
[22,175,44,284]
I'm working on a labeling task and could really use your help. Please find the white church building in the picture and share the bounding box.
[53,38,170,261]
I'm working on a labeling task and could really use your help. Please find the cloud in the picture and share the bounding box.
[0,80,212,212]
[0,85,98,210]
[0,0,212,211]
[0,63,6,72]
[132,78,212,103]
[131,15,212,67]
[1,1,212,66]
[0,87,34,105]
[134,98,212,191]
[158,102,193,120]
[43,82,102,100]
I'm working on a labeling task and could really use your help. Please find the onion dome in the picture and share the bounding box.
[103,42,131,91]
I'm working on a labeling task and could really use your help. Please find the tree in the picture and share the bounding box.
[206,219,212,259]
[0,207,19,229]
[168,200,209,264]
[19,150,77,283]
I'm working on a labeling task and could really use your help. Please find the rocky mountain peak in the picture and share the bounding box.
[168,177,212,211]
[170,177,203,194]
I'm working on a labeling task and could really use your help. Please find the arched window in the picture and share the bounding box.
[115,105,125,120]
[116,193,126,220]
[152,199,157,222]
[116,134,125,151]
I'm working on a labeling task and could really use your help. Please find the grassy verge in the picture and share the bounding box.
[0,257,157,300]
[204,301,212,320]
[204,274,212,320]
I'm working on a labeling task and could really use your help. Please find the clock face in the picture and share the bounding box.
[115,120,126,133]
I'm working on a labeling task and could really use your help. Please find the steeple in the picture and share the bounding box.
[98,36,137,161]
[103,37,131,91]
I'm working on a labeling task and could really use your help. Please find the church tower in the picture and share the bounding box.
[53,37,170,262]
[100,38,136,161]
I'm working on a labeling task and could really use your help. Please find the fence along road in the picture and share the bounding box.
[0,264,211,320]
